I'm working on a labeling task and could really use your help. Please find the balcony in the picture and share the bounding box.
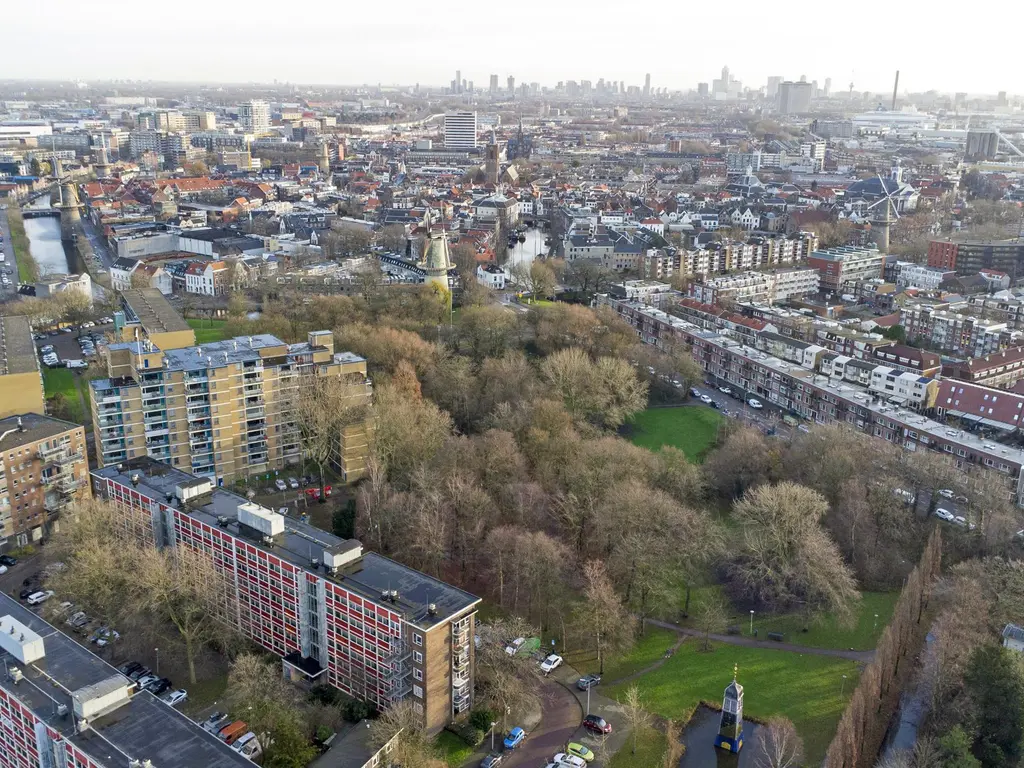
[187,406,211,419]
[245,406,265,418]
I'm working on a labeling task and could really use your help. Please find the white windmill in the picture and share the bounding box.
[866,173,901,252]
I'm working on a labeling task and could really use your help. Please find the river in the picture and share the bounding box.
[23,197,75,277]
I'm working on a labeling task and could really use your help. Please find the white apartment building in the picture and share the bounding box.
[476,263,510,289]
[868,366,934,409]
[239,100,270,133]
[444,112,478,149]
[690,268,819,305]
[897,264,953,290]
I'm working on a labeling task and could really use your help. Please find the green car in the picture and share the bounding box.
[567,743,594,762]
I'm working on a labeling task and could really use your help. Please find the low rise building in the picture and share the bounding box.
[807,245,885,291]
[0,316,44,419]
[943,346,1024,389]
[34,272,92,303]
[0,413,90,549]
[91,458,480,734]
[0,592,254,768]
[476,263,509,290]
[113,288,195,351]
[897,264,955,290]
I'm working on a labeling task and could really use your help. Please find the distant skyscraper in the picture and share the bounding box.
[777,81,812,114]
[238,100,269,133]
[489,74,498,94]
[766,76,782,98]
[644,73,651,98]
[444,111,478,149]
[698,82,709,99]
[824,78,832,98]
[455,70,462,94]
[507,75,515,94]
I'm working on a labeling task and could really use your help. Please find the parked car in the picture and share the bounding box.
[689,388,701,397]
[66,359,88,369]
[305,485,332,499]
[128,666,152,681]
[274,478,287,492]
[480,754,504,768]
[119,662,144,678]
[503,727,526,750]
[233,732,262,759]
[566,743,595,762]
[934,508,955,522]
[937,489,955,499]
[40,345,55,354]
[553,753,587,768]
[27,590,54,606]
[287,477,299,489]
[540,654,563,674]
[576,674,601,691]
[162,688,188,707]
[504,637,526,656]
[582,715,612,735]
[699,395,713,405]
[219,721,249,745]
[202,712,229,733]
[67,611,90,628]
[135,673,160,689]
[144,677,172,696]
[718,386,733,395]
[0,565,7,575]
[747,398,763,410]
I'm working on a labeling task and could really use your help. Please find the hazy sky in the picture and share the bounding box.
[12,0,1022,95]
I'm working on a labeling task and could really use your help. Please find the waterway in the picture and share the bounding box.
[680,706,761,768]
[22,197,75,277]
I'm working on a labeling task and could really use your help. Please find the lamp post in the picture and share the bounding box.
[154,648,159,676]
[841,674,848,697]
[586,683,591,716]
[749,610,754,635]
[873,613,879,633]
[490,721,497,751]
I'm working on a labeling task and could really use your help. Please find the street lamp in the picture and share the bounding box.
[873,614,879,633]
[749,610,755,635]
[154,648,159,676]
[586,682,592,716]
[841,674,848,697]
[490,721,497,751]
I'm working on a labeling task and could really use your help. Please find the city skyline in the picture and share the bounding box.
[9,0,1024,95]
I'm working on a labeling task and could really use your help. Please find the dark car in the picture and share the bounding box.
[128,666,152,681]
[577,674,602,691]
[582,714,612,735]
[144,677,172,696]
[0,555,17,567]
[18,587,36,600]
[119,661,144,677]
[480,754,504,768]
[709,400,721,409]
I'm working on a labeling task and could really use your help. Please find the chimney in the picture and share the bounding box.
[17,417,23,431]
[130,473,140,487]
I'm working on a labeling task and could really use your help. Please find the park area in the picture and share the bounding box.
[43,366,92,424]
[187,317,229,343]
[626,406,723,461]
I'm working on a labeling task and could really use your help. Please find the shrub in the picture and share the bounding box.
[308,684,342,706]
[341,698,376,723]
[315,724,335,744]
[445,721,485,746]
[469,708,496,732]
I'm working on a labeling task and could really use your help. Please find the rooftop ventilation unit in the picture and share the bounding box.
[0,616,44,664]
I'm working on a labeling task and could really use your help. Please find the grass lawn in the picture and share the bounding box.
[608,725,667,768]
[43,367,89,423]
[6,206,38,283]
[566,628,678,681]
[180,674,228,718]
[434,730,476,767]
[627,406,723,462]
[187,318,228,343]
[605,641,859,762]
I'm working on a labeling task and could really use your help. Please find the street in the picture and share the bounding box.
[499,679,582,767]
[0,206,18,301]
[687,378,794,440]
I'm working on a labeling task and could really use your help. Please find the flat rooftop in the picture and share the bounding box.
[0,315,37,375]
[0,412,82,450]
[92,459,478,629]
[0,593,251,767]
[121,288,191,334]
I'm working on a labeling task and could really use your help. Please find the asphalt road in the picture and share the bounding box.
[688,378,794,440]
[0,206,18,300]
[502,678,583,768]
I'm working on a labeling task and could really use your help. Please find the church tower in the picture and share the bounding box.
[319,140,331,176]
[714,665,744,753]
[94,144,111,179]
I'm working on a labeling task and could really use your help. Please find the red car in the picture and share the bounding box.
[305,485,332,500]
[582,714,612,735]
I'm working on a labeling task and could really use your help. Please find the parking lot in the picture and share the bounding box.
[35,319,115,369]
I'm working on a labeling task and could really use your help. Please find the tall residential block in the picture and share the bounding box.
[0,413,90,549]
[0,316,44,419]
[92,459,480,734]
[443,112,478,149]
[89,330,372,484]
[777,81,813,114]
[0,592,255,768]
[238,99,270,133]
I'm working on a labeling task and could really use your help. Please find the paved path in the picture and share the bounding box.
[607,635,687,686]
[644,618,875,663]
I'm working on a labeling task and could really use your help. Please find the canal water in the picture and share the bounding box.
[23,197,76,277]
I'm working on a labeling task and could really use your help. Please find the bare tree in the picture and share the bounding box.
[621,684,652,755]
[695,592,729,651]
[756,716,805,768]
[369,700,444,768]
[474,617,541,730]
[296,372,369,498]
[573,560,635,673]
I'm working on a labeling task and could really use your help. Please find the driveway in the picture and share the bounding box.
[501,677,581,767]
[545,666,632,767]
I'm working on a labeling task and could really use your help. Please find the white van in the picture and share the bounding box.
[27,590,54,606]
[232,732,262,760]
[65,359,88,369]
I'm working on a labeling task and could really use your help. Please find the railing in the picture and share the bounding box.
[37,442,72,460]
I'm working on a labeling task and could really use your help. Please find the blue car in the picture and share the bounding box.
[503,727,525,750]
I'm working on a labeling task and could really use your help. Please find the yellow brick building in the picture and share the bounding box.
[0,316,45,420]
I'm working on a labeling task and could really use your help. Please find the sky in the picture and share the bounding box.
[10,0,1023,96]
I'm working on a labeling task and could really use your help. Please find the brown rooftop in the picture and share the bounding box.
[121,288,190,334]
[0,412,82,450]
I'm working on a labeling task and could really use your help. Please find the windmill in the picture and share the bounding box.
[866,173,901,252]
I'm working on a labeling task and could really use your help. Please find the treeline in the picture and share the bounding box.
[826,529,942,768]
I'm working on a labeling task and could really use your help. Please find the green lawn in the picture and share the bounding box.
[627,406,723,462]
[188,318,228,343]
[180,674,228,718]
[434,730,476,767]
[43,367,89,423]
[566,628,679,681]
[605,641,859,762]
[608,725,668,768]
[6,205,38,283]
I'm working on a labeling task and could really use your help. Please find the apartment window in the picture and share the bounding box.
[413,684,423,699]
[414,668,423,681]
[413,650,423,664]
[413,633,423,647]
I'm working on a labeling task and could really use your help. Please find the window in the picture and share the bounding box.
[413,651,423,664]
[413,633,423,647]
[413,684,423,698]
[413,668,423,681]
